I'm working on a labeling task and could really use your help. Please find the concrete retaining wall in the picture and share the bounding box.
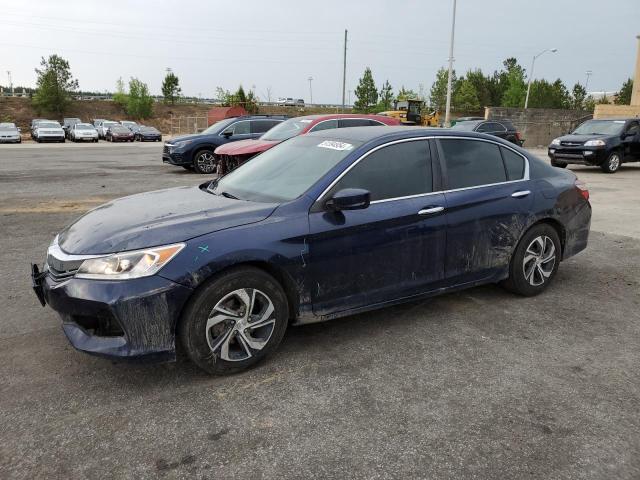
[485,107,592,147]
[594,104,640,119]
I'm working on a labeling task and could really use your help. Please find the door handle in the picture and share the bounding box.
[511,190,531,198]
[418,206,445,215]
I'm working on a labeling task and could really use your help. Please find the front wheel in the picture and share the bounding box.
[600,152,621,173]
[501,224,561,296]
[179,267,289,375]
[193,149,217,174]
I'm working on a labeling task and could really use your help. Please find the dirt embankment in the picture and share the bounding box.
[0,97,346,134]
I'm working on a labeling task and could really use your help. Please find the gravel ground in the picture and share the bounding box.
[0,143,639,479]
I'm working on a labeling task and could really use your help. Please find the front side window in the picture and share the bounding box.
[332,140,432,201]
[626,122,639,135]
[223,121,250,135]
[309,119,338,132]
[261,118,313,141]
[440,139,506,189]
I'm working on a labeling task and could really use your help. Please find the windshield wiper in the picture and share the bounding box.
[220,191,239,200]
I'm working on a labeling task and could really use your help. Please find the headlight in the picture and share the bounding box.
[584,139,605,147]
[173,140,192,149]
[550,138,561,146]
[75,243,185,280]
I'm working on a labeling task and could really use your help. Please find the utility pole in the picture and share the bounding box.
[308,76,313,105]
[342,29,348,112]
[524,48,558,109]
[7,71,13,97]
[584,70,593,91]
[444,0,457,127]
[348,90,352,106]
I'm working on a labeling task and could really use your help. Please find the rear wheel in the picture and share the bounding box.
[179,267,289,375]
[550,159,567,168]
[600,152,621,173]
[193,149,217,174]
[501,224,561,296]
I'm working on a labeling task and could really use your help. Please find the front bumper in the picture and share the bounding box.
[37,134,65,142]
[548,147,607,165]
[162,149,190,166]
[140,135,161,141]
[0,137,21,143]
[32,269,193,361]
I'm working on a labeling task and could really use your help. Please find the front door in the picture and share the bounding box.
[308,139,447,316]
[437,138,533,284]
[622,121,640,160]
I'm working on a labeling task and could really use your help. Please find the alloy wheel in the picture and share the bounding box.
[522,235,556,287]
[205,288,276,362]
[608,154,620,172]
[196,152,216,174]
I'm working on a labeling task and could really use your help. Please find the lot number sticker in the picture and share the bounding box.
[317,140,353,151]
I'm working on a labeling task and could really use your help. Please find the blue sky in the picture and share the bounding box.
[1,0,638,103]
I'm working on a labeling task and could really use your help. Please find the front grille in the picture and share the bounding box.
[163,145,169,154]
[560,141,584,147]
[46,249,85,282]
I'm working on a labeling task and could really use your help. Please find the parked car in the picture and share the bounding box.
[31,119,49,139]
[0,122,21,143]
[32,126,591,375]
[214,114,401,174]
[284,98,295,107]
[33,121,65,143]
[62,118,82,138]
[92,119,105,131]
[276,98,287,106]
[296,99,305,108]
[451,119,523,146]
[162,115,288,174]
[120,120,138,131]
[548,118,640,173]
[133,126,162,142]
[98,121,119,139]
[106,125,135,142]
[69,123,99,142]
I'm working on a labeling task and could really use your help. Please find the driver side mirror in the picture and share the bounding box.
[325,188,371,211]
[222,130,233,138]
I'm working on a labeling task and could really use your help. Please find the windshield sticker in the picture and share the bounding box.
[317,140,353,151]
[299,119,313,123]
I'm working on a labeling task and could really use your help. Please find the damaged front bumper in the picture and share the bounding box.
[32,268,192,361]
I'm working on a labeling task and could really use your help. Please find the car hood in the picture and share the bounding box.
[167,133,207,143]
[58,186,278,254]
[215,139,279,155]
[556,133,613,143]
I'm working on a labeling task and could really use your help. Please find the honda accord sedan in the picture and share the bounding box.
[32,127,591,375]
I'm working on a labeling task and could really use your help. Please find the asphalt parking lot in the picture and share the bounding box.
[1,143,639,479]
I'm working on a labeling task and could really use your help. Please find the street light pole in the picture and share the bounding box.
[524,48,558,109]
[308,76,313,105]
[444,0,457,127]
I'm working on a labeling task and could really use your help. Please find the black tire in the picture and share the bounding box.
[179,267,289,375]
[600,151,621,173]
[181,165,194,171]
[501,223,561,297]
[192,149,217,174]
[550,159,567,168]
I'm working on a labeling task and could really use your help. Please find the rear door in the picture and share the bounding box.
[308,139,447,316]
[437,138,532,284]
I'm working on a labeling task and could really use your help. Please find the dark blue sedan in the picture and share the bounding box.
[32,127,591,374]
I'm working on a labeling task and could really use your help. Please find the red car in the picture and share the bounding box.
[213,114,400,174]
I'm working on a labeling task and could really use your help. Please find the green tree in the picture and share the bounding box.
[463,69,491,107]
[127,78,153,119]
[113,77,128,109]
[396,86,419,101]
[527,79,570,109]
[377,80,394,111]
[161,71,181,105]
[353,67,378,113]
[597,93,610,105]
[615,78,633,105]
[429,67,456,111]
[571,83,587,110]
[584,95,596,112]
[32,55,79,116]
[453,78,480,111]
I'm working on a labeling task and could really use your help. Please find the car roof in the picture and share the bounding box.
[304,125,521,145]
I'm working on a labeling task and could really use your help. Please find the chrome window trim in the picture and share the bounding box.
[315,135,529,205]
[309,118,387,133]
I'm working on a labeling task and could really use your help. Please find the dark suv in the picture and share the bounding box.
[163,115,288,174]
[548,119,640,173]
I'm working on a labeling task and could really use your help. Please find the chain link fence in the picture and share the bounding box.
[169,116,209,135]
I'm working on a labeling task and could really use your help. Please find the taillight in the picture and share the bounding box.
[515,131,522,140]
[575,179,589,201]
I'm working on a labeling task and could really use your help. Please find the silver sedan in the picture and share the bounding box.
[0,123,21,144]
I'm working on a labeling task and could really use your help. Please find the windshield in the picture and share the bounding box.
[212,136,361,203]
[76,124,94,130]
[261,118,313,141]
[0,125,16,131]
[112,127,130,133]
[103,122,118,127]
[39,122,60,128]
[141,127,158,133]
[572,120,625,135]
[201,118,236,135]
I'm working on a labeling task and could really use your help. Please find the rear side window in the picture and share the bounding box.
[477,122,506,133]
[339,119,371,128]
[309,119,338,132]
[251,120,280,134]
[440,139,506,189]
[501,147,525,180]
[332,140,432,201]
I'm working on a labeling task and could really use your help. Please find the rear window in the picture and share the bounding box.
[261,118,313,141]
[440,139,506,189]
